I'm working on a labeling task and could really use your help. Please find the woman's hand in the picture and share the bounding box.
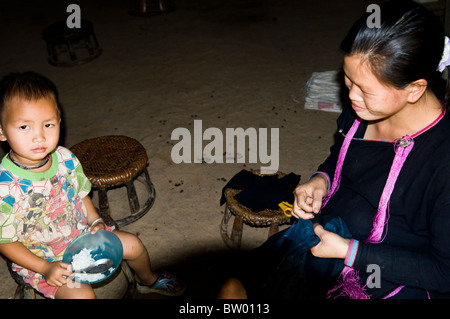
[42,261,74,287]
[310,223,350,259]
[292,174,328,220]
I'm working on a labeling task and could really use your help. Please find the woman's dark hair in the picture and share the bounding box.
[0,71,62,123]
[341,0,449,107]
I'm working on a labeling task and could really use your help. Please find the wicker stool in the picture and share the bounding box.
[70,135,156,227]
[7,260,36,299]
[42,19,102,67]
[129,0,171,16]
[220,171,291,249]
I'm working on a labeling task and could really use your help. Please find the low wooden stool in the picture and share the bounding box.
[129,0,171,16]
[42,19,102,67]
[220,171,291,249]
[70,135,156,227]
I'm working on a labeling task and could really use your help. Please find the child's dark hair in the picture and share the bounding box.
[0,71,62,123]
[341,0,449,108]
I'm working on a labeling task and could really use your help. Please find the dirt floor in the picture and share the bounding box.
[0,0,376,301]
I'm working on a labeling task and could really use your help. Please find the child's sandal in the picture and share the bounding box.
[136,270,186,296]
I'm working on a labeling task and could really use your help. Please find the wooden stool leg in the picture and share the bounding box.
[23,287,36,299]
[126,181,140,214]
[120,261,136,299]
[220,205,243,250]
[112,169,155,227]
[98,189,111,215]
[141,168,155,197]
[220,206,232,247]
[268,223,279,238]
[66,41,77,61]
[46,43,57,63]
[230,216,243,249]
[85,36,95,54]
[14,285,36,299]
[139,0,147,12]
[159,0,166,11]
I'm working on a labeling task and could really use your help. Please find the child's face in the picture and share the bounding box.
[343,55,412,122]
[0,96,60,166]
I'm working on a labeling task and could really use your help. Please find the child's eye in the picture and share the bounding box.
[19,125,29,130]
[45,123,55,128]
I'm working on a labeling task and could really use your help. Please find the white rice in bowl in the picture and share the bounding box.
[71,248,107,282]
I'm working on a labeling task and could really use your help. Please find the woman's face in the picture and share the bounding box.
[343,55,412,122]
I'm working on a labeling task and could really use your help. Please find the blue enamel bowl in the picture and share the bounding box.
[62,230,123,284]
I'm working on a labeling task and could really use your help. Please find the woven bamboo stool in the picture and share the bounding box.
[220,171,291,249]
[70,135,156,227]
[42,20,102,67]
[129,0,170,16]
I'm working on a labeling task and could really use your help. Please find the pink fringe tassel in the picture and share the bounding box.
[327,266,370,299]
[324,118,415,299]
[366,136,414,244]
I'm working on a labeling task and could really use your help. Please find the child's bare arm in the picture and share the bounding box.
[82,196,105,233]
[0,241,72,287]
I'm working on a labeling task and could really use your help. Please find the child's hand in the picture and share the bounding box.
[292,175,328,220]
[42,261,74,287]
[90,221,105,234]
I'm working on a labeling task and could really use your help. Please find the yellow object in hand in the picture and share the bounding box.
[278,201,293,217]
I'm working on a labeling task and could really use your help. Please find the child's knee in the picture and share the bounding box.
[115,230,145,258]
[76,286,96,299]
[55,283,96,299]
[127,233,144,253]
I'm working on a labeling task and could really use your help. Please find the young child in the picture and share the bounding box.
[219,0,450,299]
[0,71,186,299]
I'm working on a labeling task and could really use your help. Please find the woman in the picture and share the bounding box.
[219,0,450,299]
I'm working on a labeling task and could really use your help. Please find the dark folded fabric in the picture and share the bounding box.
[220,169,301,212]
[241,217,352,299]
[265,216,351,281]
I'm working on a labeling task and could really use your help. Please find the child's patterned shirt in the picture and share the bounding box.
[0,146,91,283]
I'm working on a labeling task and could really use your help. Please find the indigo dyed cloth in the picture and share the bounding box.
[220,170,301,212]
[240,217,352,299]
